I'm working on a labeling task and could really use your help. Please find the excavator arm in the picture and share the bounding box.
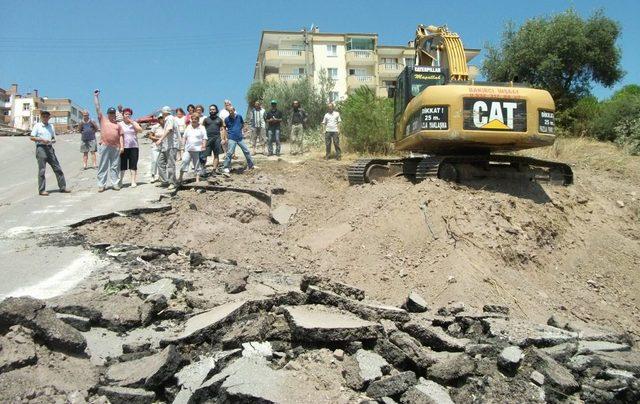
[414,24,469,81]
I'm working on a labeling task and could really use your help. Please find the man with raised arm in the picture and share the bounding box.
[93,90,124,192]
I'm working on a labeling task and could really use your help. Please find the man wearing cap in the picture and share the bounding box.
[77,110,98,169]
[30,111,70,196]
[154,106,180,189]
[265,100,283,156]
[93,90,124,192]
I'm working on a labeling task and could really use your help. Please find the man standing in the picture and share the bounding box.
[202,104,225,173]
[222,107,254,174]
[77,110,98,169]
[155,106,180,189]
[290,100,307,155]
[93,90,124,192]
[147,113,164,183]
[115,104,124,123]
[248,100,266,155]
[30,111,70,196]
[265,100,283,156]
[322,102,342,160]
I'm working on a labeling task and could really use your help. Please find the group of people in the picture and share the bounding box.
[29,92,343,195]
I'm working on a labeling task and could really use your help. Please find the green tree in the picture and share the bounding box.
[483,9,624,110]
[340,87,394,154]
[591,85,640,141]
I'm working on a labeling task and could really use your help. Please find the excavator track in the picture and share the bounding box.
[348,155,573,186]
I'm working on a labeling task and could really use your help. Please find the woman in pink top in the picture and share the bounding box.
[119,107,143,187]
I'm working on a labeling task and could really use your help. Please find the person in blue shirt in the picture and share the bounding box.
[222,107,255,174]
[29,111,70,196]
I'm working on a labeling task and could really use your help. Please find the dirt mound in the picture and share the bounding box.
[76,154,640,340]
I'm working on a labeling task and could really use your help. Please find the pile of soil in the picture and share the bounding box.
[76,154,640,340]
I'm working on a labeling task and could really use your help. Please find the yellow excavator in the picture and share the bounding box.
[347,24,573,185]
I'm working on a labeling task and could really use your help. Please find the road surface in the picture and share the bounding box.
[0,134,166,300]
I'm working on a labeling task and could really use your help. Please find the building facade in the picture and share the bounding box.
[254,29,479,102]
[7,84,84,132]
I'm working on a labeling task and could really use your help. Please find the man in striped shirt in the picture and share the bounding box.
[248,100,266,155]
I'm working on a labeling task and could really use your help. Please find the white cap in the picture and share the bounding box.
[161,106,171,114]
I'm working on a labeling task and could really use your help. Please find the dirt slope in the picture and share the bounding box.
[76,144,640,340]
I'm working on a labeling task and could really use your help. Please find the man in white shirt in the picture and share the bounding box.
[30,111,70,195]
[249,100,266,155]
[322,102,342,160]
[155,106,180,189]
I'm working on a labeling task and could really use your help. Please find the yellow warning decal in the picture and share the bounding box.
[481,119,510,130]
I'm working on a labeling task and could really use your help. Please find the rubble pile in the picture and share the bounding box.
[0,244,638,403]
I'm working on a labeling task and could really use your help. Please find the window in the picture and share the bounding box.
[329,91,339,102]
[22,103,30,111]
[346,38,374,51]
[326,44,337,57]
[349,68,367,76]
[381,58,399,69]
[405,57,415,68]
[295,67,306,75]
[327,68,338,79]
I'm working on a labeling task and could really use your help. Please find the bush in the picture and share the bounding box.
[339,87,394,154]
[591,86,640,142]
[614,117,640,155]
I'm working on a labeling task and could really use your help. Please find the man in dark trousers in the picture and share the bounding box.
[30,111,70,196]
[290,100,307,155]
[265,99,283,156]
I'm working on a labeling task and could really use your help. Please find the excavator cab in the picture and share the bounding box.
[393,66,447,140]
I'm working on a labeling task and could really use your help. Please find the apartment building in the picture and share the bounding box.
[254,28,479,101]
[7,84,84,132]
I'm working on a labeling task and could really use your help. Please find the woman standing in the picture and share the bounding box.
[119,107,143,187]
[175,107,187,161]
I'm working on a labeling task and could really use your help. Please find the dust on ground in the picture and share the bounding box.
[75,146,640,340]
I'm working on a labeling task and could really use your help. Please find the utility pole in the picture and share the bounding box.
[303,25,312,80]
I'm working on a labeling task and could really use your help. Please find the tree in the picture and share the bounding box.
[339,87,394,154]
[591,85,640,141]
[483,9,624,110]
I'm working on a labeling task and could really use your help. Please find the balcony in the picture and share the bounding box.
[346,50,376,66]
[264,49,311,67]
[378,62,405,78]
[279,74,304,81]
[347,75,375,90]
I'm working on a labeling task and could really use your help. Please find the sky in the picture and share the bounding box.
[1,0,638,117]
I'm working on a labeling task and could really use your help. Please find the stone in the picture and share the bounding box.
[593,350,640,373]
[497,346,523,374]
[404,291,428,313]
[0,325,38,373]
[173,350,240,404]
[300,275,365,300]
[138,293,168,326]
[0,296,86,354]
[282,305,382,342]
[380,397,399,404]
[333,349,345,361]
[446,323,463,338]
[530,349,580,395]
[224,272,249,294]
[165,300,247,344]
[106,273,133,287]
[56,313,91,332]
[221,313,274,348]
[603,368,635,380]
[189,251,205,267]
[484,318,577,347]
[95,386,155,404]
[426,354,476,384]
[482,304,510,315]
[305,285,409,322]
[270,204,297,225]
[402,320,470,351]
[539,342,578,363]
[122,342,151,354]
[242,341,273,359]
[400,379,454,404]
[375,338,411,368]
[464,344,496,357]
[388,331,439,370]
[436,302,465,316]
[530,370,545,386]
[196,356,321,403]
[105,345,182,389]
[548,315,631,344]
[365,371,417,399]
[99,296,145,331]
[137,278,177,300]
[576,340,630,355]
[343,349,390,390]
